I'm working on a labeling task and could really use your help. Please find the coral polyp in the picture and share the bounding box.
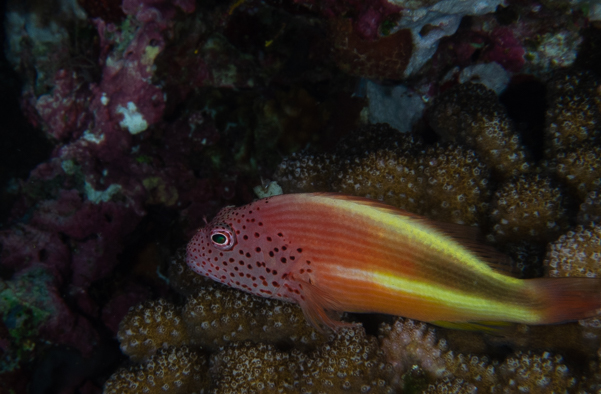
[489,175,569,244]
[103,346,209,394]
[428,83,531,179]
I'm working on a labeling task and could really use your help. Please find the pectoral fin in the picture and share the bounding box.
[294,277,359,333]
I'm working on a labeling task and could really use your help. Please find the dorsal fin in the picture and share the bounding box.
[310,192,516,276]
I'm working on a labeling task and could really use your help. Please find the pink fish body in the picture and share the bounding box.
[186,193,601,330]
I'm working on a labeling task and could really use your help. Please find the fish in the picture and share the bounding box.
[185,192,601,331]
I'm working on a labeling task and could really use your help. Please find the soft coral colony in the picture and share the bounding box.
[1,0,601,393]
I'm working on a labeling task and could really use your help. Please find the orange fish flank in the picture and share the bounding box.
[186,192,601,330]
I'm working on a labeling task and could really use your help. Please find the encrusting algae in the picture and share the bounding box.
[107,69,601,393]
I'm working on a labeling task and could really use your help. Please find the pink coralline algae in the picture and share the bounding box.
[31,190,141,288]
[33,69,92,142]
[481,26,526,73]
[0,0,222,388]
[121,0,195,26]
[0,224,71,283]
[289,0,402,40]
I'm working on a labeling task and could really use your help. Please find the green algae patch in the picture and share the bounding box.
[0,267,55,372]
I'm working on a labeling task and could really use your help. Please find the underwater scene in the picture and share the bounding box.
[2,0,601,392]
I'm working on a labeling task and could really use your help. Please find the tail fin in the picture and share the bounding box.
[528,278,601,324]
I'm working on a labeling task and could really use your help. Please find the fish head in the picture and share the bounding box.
[185,202,299,300]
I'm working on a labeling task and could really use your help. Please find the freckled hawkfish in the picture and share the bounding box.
[186,193,601,330]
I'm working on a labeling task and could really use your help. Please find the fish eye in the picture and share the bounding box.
[210,224,236,251]
[212,233,227,244]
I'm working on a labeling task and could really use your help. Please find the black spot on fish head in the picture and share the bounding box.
[186,202,278,294]
[186,199,306,303]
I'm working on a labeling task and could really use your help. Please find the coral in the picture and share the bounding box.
[33,69,92,141]
[211,327,394,393]
[419,144,491,225]
[527,30,582,73]
[428,82,530,179]
[155,11,269,102]
[296,0,509,78]
[118,253,393,392]
[183,284,325,352]
[334,123,422,158]
[544,70,601,202]
[4,1,88,95]
[424,377,476,394]
[578,190,601,226]
[117,251,325,358]
[274,123,425,204]
[5,0,601,390]
[329,18,413,80]
[291,0,403,41]
[297,326,394,393]
[433,350,578,393]
[430,3,588,77]
[488,174,569,244]
[479,27,525,73]
[103,346,209,394]
[0,224,71,283]
[273,153,334,193]
[173,249,325,352]
[275,123,428,215]
[554,144,601,201]
[457,63,511,95]
[333,147,424,213]
[30,189,142,289]
[117,299,189,363]
[210,342,298,393]
[544,224,601,279]
[497,351,576,393]
[541,224,601,343]
[545,69,601,154]
[389,0,504,77]
[440,352,499,392]
[0,265,97,370]
[379,318,447,384]
[276,127,491,226]
[1,1,225,381]
[331,124,424,213]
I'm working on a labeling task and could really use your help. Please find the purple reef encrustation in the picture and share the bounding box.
[1,0,601,392]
